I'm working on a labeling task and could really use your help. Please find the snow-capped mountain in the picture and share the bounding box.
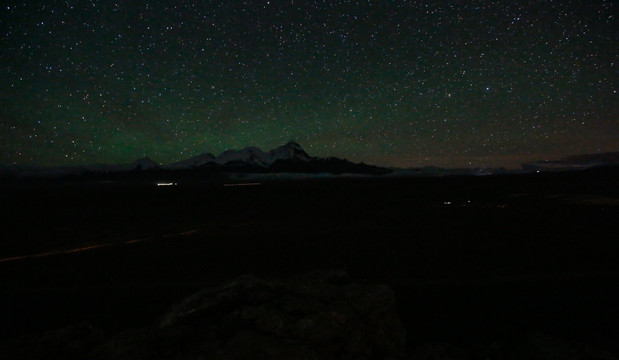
[212,141,313,167]
[164,141,314,169]
[1,142,391,179]
[158,141,389,175]
[214,146,271,167]
[165,153,216,169]
[266,141,313,163]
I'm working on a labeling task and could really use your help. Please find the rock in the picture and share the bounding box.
[105,270,407,360]
[2,271,406,359]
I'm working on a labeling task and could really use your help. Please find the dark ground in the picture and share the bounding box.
[1,168,618,357]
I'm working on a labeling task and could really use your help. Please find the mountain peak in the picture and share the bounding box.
[282,141,302,148]
[215,146,268,166]
[267,142,312,163]
[131,157,159,170]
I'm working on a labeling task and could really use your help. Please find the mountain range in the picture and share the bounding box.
[3,145,617,180]
[165,141,314,169]
[0,142,391,178]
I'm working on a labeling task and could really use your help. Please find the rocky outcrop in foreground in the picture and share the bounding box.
[4,270,617,359]
[2,270,407,360]
[148,270,406,360]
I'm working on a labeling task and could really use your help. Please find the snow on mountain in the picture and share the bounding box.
[2,142,381,179]
[207,142,313,167]
[266,141,313,163]
[214,146,270,167]
[165,153,216,169]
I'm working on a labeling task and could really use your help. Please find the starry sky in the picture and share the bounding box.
[1,0,617,168]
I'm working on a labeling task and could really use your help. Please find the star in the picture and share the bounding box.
[0,1,616,168]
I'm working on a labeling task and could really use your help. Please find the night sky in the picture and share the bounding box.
[1,1,617,168]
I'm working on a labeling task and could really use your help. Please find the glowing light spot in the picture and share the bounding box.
[156,182,178,186]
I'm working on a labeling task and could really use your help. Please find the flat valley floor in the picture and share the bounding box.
[1,168,618,357]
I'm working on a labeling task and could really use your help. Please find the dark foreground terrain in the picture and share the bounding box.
[1,168,618,359]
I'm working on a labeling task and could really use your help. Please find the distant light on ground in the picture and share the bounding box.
[156,182,178,186]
